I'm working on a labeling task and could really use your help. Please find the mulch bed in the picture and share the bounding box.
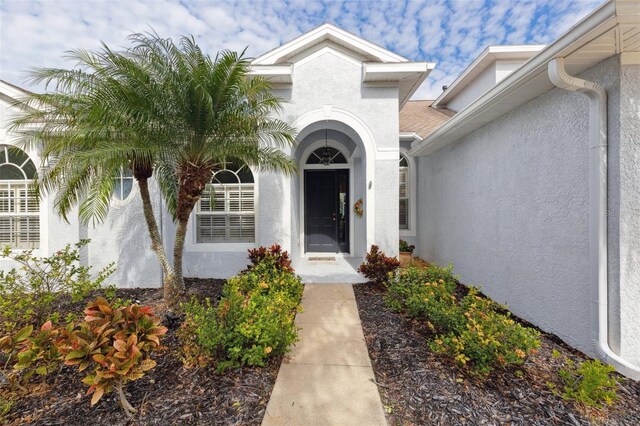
[2,278,280,426]
[353,282,640,426]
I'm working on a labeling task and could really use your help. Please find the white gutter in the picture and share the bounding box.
[548,57,640,379]
[411,0,618,157]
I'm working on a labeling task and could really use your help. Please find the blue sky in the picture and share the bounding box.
[0,0,605,99]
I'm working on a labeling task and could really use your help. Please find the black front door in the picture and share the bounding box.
[305,170,349,253]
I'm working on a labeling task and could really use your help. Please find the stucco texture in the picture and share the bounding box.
[417,56,620,359]
[611,62,640,363]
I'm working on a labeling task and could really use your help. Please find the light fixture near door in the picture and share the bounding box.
[320,129,333,166]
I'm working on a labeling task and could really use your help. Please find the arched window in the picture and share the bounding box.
[306,146,347,165]
[399,154,409,230]
[113,167,134,201]
[0,145,39,248]
[196,160,255,243]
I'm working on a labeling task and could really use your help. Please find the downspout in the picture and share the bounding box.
[548,57,640,379]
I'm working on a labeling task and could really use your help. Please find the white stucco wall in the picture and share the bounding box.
[279,47,400,257]
[608,60,640,364]
[417,56,620,359]
[87,182,163,288]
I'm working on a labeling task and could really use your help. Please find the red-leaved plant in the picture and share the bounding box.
[246,244,293,273]
[358,245,400,286]
[56,297,167,417]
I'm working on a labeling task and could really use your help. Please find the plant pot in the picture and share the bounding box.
[399,251,413,267]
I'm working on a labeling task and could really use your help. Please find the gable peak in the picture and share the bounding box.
[252,23,409,65]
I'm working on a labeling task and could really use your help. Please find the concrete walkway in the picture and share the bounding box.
[262,284,387,426]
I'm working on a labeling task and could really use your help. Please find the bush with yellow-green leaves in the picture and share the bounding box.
[386,265,540,375]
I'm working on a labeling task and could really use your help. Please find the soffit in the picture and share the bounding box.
[411,0,640,156]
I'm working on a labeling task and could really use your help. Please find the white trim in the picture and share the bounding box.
[410,0,631,157]
[292,108,376,253]
[299,140,354,256]
[432,45,545,108]
[247,64,293,84]
[110,169,138,209]
[184,165,259,253]
[290,42,366,68]
[399,132,423,143]
[252,23,408,65]
[399,148,417,237]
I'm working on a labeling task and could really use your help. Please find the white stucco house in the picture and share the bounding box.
[1,0,639,378]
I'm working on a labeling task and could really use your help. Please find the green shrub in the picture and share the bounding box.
[556,358,619,408]
[386,266,464,332]
[430,289,540,374]
[386,263,540,375]
[180,250,303,372]
[358,245,400,286]
[0,240,115,332]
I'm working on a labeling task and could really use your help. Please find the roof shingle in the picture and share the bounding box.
[400,100,455,139]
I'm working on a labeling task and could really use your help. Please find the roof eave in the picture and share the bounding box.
[432,45,546,108]
[411,0,626,157]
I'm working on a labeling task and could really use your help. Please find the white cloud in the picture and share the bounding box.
[0,0,605,99]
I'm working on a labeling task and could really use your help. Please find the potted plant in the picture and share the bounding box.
[399,239,415,267]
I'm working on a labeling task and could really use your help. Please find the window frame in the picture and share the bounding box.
[0,145,40,249]
[111,166,137,207]
[399,149,416,237]
[187,162,258,252]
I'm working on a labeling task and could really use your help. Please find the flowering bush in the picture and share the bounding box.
[180,247,303,371]
[386,263,540,375]
[430,289,540,374]
[358,245,400,286]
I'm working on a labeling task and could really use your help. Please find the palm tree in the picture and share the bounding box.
[12,32,297,305]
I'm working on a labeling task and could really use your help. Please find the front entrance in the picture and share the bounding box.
[304,169,349,253]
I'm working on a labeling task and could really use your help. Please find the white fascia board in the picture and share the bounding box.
[248,64,293,84]
[362,62,434,82]
[399,132,423,143]
[411,0,621,157]
[432,45,545,108]
[363,62,435,108]
[252,23,409,65]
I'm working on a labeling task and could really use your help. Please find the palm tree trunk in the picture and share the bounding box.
[172,219,189,293]
[138,176,182,306]
[138,177,172,277]
[172,163,213,299]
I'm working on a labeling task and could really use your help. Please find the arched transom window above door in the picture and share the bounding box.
[306,146,347,165]
[0,145,39,249]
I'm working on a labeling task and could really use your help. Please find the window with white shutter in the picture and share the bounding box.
[0,145,39,249]
[399,154,409,230]
[195,161,255,243]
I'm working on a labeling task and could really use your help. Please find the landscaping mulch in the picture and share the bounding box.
[2,278,280,426]
[353,282,640,426]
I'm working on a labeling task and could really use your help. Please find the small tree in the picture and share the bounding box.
[13,32,297,306]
